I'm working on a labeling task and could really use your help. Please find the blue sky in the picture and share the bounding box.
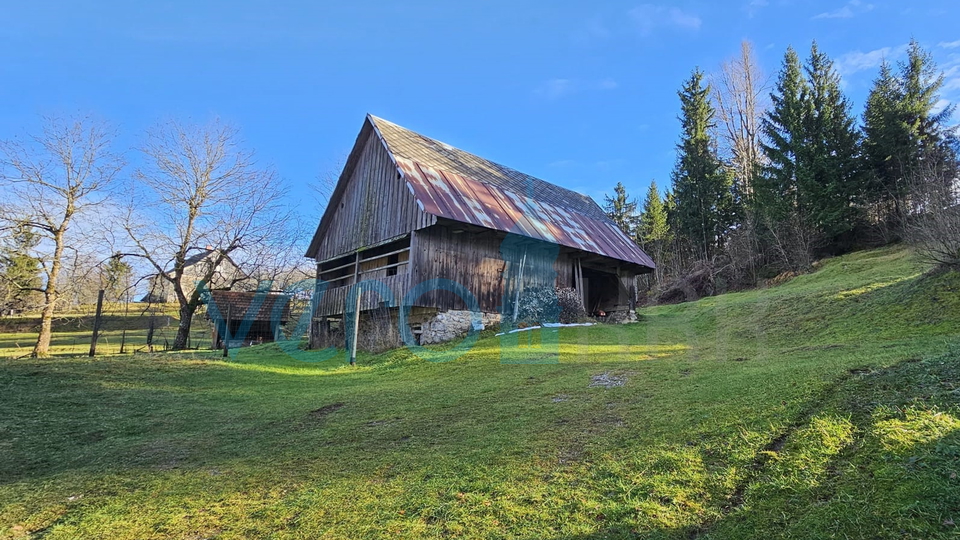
[2,1,959,221]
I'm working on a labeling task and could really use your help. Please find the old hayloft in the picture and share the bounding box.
[305,115,655,346]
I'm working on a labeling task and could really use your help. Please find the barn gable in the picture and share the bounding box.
[305,119,434,262]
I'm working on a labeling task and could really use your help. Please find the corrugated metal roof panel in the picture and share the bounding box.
[374,116,654,269]
[394,155,655,269]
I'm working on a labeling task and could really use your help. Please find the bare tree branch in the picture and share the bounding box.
[122,118,290,350]
[0,115,123,356]
[712,41,770,196]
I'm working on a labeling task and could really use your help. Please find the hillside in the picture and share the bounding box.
[1,246,959,539]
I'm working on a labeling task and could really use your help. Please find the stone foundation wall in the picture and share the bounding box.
[606,309,638,324]
[419,310,501,345]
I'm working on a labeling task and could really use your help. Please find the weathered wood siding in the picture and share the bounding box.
[314,131,435,263]
[315,273,411,318]
[410,224,572,313]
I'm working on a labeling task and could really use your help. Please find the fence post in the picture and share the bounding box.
[88,289,105,357]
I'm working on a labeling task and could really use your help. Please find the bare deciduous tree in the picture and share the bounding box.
[906,154,960,270]
[0,116,123,357]
[311,157,345,221]
[123,119,289,350]
[713,41,768,196]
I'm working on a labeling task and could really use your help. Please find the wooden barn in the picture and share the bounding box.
[207,290,292,348]
[305,115,655,346]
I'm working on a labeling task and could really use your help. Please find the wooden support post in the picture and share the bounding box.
[146,316,155,352]
[119,330,126,354]
[350,289,361,366]
[88,289,105,357]
[353,250,360,285]
[575,258,585,310]
[512,246,527,323]
[222,305,232,358]
[349,250,361,366]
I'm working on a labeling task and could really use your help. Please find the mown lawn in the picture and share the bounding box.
[0,306,214,357]
[1,246,959,539]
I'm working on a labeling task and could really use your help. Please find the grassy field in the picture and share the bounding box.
[1,246,959,539]
[0,305,215,357]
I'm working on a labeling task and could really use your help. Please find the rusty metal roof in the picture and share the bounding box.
[370,116,655,270]
[208,291,292,322]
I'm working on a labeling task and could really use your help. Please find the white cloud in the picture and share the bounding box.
[813,0,874,20]
[744,0,769,18]
[932,99,951,115]
[940,56,960,104]
[533,78,619,100]
[597,78,619,90]
[835,44,907,76]
[943,67,960,93]
[938,40,960,49]
[533,79,575,100]
[629,4,702,36]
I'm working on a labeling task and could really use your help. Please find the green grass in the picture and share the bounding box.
[0,305,215,357]
[1,246,959,539]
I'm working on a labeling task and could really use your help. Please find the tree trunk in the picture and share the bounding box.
[32,297,56,357]
[32,227,66,358]
[173,303,196,350]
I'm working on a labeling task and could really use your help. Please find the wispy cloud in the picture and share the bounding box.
[532,78,619,100]
[939,40,960,49]
[812,0,874,20]
[628,4,702,36]
[744,0,769,18]
[944,65,960,93]
[597,78,619,90]
[835,44,907,76]
[572,16,611,44]
[533,79,576,100]
[932,99,951,115]
[939,54,960,107]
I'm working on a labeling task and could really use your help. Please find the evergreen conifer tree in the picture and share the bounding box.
[672,69,734,260]
[603,182,639,237]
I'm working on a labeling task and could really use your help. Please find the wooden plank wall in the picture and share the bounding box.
[410,225,572,313]
[314,223,637,318]
[314,131,435,262]
[315,273,411,318]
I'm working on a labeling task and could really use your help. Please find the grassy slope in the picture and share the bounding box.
[0,246,958,539]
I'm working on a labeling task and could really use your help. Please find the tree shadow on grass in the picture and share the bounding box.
[544,352,960,540]
[2,339,958,539]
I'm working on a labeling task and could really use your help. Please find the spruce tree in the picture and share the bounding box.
[672,68,734,261]
[0,223,42,314]
[900,39,954,160]
[800,42,864,239]
[638,181,671,281]
[603,182,639,237]
[637,180,670,247]
[862,39,957,223]
[103,253,133,304]
[759,46,807,226]
[862,59,905,219]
